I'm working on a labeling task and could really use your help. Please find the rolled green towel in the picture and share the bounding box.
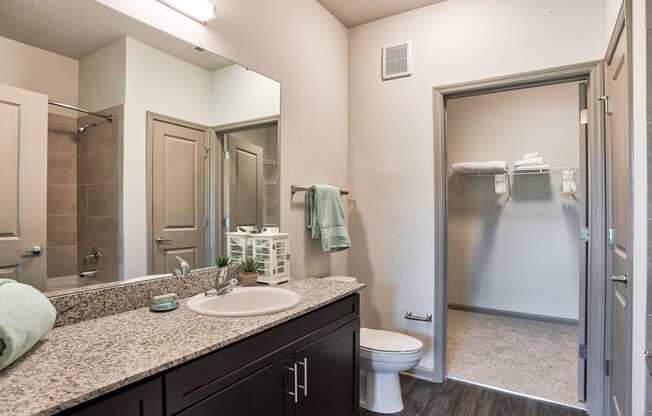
[0,279,56,371]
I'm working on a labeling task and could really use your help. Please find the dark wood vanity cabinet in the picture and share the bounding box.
[63,378,163,416]
[294,319,360,416]
[63,294,360,416]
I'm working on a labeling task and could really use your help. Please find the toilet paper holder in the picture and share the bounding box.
[405,311,432,322]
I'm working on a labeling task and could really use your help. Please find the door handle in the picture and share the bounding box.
[610,275,628,284]
[23,245,43,256]
[298,358,308,396]
[154,237,172,244]
[285,363,298,403]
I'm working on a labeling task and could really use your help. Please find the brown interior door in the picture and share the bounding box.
[604,21,631,416]
[151,117,207,274]
[0,83,47,290]
[227,134,263,229]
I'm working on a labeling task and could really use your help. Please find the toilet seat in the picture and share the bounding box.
[360,328,423,354]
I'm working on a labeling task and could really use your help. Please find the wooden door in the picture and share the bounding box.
[295,320,360,416]
[150,116,207,274]
[604,20,631,416]
[0,83,47,290]
[227,134,263,229]
[177,354,295,416]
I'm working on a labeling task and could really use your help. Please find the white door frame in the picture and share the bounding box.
[431,61,607,414]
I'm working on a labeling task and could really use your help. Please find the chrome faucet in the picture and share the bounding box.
[205,266,239,297]
[172,256,191,277]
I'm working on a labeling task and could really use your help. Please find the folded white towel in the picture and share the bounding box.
[452,161,507,174]
[514,157,544,167]
[514,164,550,172]
[523,152,540,159]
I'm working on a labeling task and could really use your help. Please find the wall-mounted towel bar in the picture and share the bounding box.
[291,185,349,195]
[405,311,432,322]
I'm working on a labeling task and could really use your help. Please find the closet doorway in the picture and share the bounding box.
[432,63,606,415]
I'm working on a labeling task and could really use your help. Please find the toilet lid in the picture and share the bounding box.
[360,328,423,353]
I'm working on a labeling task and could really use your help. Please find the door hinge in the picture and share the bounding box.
[578,344,587,360]
[204,218,209,230]
[599,95,613,114]
[580,227,590,242]
[607,228,616,247]
[605,359,611,376]
[224,150,229,160]
[204,145,210,159]
[580,109,588,125]
[223,218,230,229]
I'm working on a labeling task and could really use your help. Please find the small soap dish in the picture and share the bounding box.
[150,293,178,312]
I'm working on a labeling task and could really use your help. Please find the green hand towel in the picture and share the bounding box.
[0,279,56,371]
[305,185,351,252]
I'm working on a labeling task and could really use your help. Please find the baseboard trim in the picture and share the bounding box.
[446,375,586,411]
[448,303,579,326]
[402,365,437,382]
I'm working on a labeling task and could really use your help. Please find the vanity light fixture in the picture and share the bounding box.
[156,0,215,24]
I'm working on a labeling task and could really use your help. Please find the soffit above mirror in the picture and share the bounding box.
[0,0,232,70]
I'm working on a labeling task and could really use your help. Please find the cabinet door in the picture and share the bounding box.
[66,378,162,416]
[179,354,295,416]
[295,319,360,416]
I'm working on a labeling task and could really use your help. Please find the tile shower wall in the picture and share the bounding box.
[77,105,123,283]
[47,114,78,279]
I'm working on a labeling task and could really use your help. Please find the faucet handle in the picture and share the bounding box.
[174,256,191,275]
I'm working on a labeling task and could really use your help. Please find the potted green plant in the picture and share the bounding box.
[216,256,230,280]
[216,256,231,268]
[239,256,259,287]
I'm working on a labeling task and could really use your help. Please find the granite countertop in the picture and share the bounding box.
[0,278,364,416]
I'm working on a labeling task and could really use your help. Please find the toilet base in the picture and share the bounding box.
[360,370,404,414]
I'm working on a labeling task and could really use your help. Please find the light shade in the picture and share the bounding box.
[156,0,215,24]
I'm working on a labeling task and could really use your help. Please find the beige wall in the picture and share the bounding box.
[447,82,581,320]
[78,38,126,112]
[97,0,350,279]
[348,0,605,372]
[0,35,79,117]
[211,64,281,126]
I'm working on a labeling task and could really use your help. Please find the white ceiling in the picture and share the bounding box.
[0,0,233,70]
[316,0,446,27]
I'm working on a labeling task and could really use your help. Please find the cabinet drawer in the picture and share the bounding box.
[62,377,162,416]
[165,294,358,415]
[177,355,295,416]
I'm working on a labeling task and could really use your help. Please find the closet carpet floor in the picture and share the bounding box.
[446,308,581,408]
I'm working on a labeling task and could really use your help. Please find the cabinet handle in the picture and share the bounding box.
[285,363,298,403]
[298,358,308,396]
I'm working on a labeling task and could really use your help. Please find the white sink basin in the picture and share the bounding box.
[186,286,301,317]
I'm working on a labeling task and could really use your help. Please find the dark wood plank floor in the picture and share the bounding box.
[359,376,587,416]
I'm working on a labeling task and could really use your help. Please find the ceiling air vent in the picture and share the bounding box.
[382,42,412,81]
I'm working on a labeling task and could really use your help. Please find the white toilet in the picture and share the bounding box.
[324,276,424,414]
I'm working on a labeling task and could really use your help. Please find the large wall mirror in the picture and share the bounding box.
[0,1,281,293]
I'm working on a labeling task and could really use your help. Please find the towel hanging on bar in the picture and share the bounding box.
[494,174,508,195]
[561,169,577,198]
